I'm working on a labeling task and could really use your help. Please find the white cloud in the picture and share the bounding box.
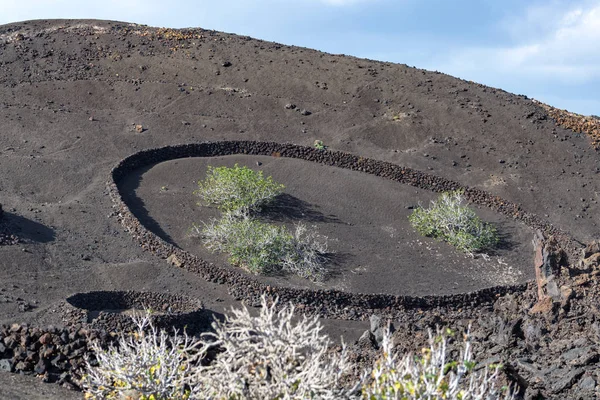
[434,1,600,85]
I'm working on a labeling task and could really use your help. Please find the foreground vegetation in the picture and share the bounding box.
[83,296,514,399]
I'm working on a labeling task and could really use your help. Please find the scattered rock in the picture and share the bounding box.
[532,232,566,312]
[369,314,394,347]
[166,254,184,268]
[0,359,13,372]
[550,367,584,393]
[578,375,596,391]
[583,240,600,259]
[536,101,600,149]
[356,330,377,350]
[529,297,554,315]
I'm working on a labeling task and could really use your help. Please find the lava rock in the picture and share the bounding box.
[578,375,596,391]
[0,359,13,372]
[550,367,584,393]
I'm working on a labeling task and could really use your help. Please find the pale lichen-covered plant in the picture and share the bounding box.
[82,312,200,400]
[281,222,331,281]
[408,190,499,254]
[194,164,284,215]
[83,299,515,400]
[188,294,354,399]
[197,212,291,274]
[362,327,515,400]
[196,212,331,281]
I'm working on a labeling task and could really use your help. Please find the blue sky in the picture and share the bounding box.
[1,0,599,116]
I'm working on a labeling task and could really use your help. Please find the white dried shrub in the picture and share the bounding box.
[282,222,331,281]
[362,328,515,400]
[82,312,199,400]
[188,294,354,399]
[83,301,515,400]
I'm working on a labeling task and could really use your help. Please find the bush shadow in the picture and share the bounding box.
[184,308,226,337]
[485,221,519,255]
[260,193,342,224]
[323,251,354,280]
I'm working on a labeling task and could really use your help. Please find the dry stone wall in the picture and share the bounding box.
[108,140,581,320]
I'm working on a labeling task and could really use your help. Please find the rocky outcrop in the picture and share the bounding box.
[535,100,600,149]
[530,231,571,315]
[0,323,114,390]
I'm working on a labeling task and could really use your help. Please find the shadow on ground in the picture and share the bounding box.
[261,193,342,224]
[120,165,178,246]
[1,212,55,243]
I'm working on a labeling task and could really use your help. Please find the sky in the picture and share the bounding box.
[1,0,599,116]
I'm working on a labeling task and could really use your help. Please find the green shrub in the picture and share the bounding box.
[314,139,327,150]
[201,213,292,274]
[193,164,331,280]
[194,164,284,215]
[409,190,499,254]
[199,213,330,280]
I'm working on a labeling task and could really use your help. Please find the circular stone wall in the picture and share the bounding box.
[122,155,535,296]
[108,141,581,320]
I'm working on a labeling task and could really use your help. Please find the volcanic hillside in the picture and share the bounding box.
[1,19,600,399]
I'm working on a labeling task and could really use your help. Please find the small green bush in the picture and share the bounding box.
[409,190,499,254]
[314,139,327,150]
[194,164,284,214]
[201,213,292,274]
[198,213,330,280]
